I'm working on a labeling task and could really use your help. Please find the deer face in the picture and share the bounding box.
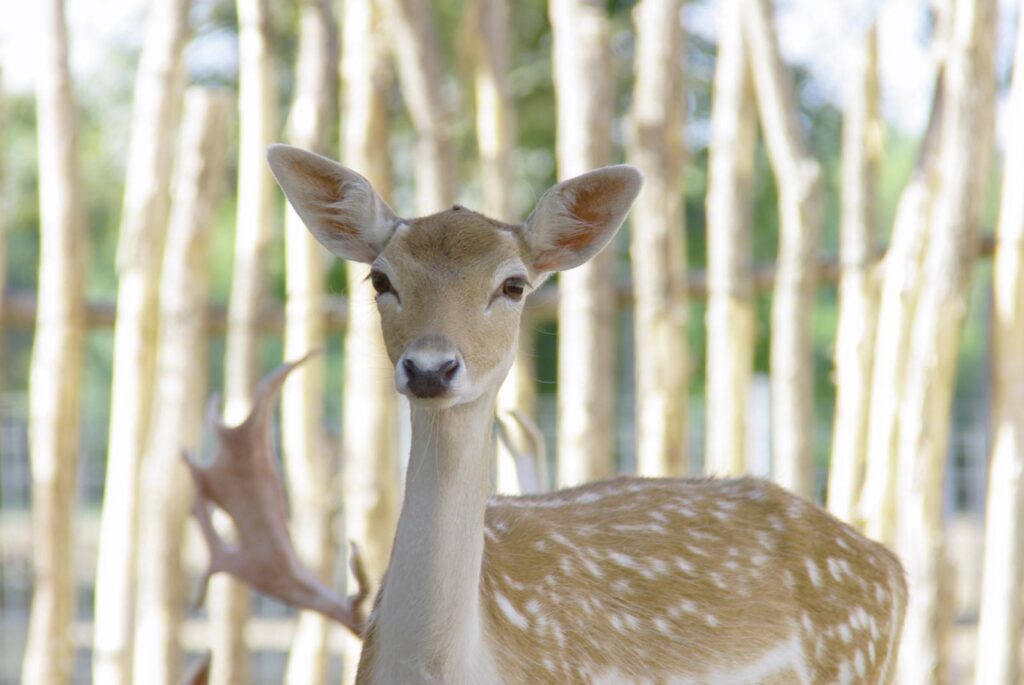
[268,144,642,408]
[369,210,529,406]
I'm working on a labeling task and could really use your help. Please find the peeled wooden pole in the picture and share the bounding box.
[280,1,338,683]
[704,0,756,478]
[211,0,276,681]
[466,0,537,493]
[340,0,399,590]
[858,70,946,545]
[339,2,400,679]
[378,0,453,212]
[550,0,616,486]
[858,1,951,545]
[93,3,190,682]
[0,68,5,346]
[742,0,823,499]
[972,10,1024,685]
[895,0,998,681]
[22,1,87,682]
[826,24,881,524]
[0,66,6,404]
[627,0,688,477]
[132,88,229,685]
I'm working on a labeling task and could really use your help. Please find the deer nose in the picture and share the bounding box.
[401,355,461,398]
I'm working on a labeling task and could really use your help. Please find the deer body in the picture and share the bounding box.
[258,144,908,684]
[357,395,905,684]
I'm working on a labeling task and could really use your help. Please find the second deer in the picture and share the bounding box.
[190,145,908,685]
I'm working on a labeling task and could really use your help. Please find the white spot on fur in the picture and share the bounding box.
[836,660,854,685]
[581,556,604,578]
[609,551,642,570]
[689,529,718,542]
[668,599,697,619]
[494,591,528,629]
[804,558,822,586]
[700,633,810,685]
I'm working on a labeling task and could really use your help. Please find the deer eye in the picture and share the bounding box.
[370,270,393,296]
[501,277,527,302]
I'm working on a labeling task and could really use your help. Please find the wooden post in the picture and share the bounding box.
[378,0,453,212]
[858,2,950,546]
[858,89,946,546]
[339,0,399,598]
[550,0,616,487]
[339,0,399,679]
[0,67,5,346]
[281,1,338,683]
[704,0,756,478]
[627,0,688,477]
[211,0,276,681]
[895,0,998,681]
[974,11,1024,683]
[22,1,87,682]
[132,88,229,685]
[742,0,823,499]
[466,0,538,493]
[94,2,191,682]
[826,23,881,524]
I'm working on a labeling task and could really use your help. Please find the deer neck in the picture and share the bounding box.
[371,390,498,684]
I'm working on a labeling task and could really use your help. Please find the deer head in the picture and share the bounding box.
[267,144,642,408]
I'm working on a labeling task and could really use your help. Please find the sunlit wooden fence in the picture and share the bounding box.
[3,0,1023,683]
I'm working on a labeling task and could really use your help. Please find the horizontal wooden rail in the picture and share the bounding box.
[1,236,995,332]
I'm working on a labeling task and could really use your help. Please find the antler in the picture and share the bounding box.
[495,409,548,494]
[183,353,370,637]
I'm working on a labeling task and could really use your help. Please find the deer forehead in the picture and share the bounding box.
[383,208,526,280]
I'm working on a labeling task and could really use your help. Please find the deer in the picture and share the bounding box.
[186,143,908,685]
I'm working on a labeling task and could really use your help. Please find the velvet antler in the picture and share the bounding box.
[183,353,369,637]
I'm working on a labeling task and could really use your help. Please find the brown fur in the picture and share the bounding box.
[480,477,906,683]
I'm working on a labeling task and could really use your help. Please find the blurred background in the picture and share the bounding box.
[0,0,1022,683]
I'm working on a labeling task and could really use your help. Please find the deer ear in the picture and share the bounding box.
[524,165,643,272]
[267,144,398,263]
